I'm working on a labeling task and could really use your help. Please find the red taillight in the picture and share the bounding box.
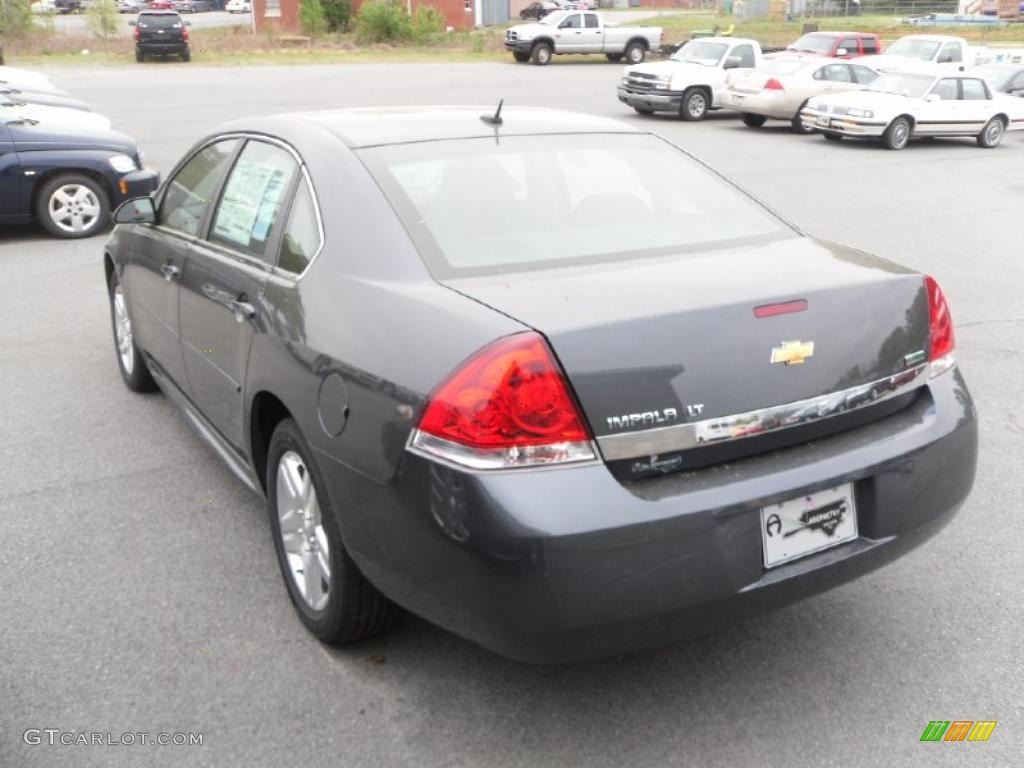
[412,332,595,469]
[134,26,140,41]
[182,26,189,41]
[764,78,785,91]
[925,275,955,375]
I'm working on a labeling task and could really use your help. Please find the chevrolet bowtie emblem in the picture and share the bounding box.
[771,340,815,366]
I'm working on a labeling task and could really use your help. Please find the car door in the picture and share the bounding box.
[555,13,582,53]
[814,62,856,96]
[836,37,858,59]
[0,123,21,218]
[124,137,239,392]
[578,13,603,52]
[177,138,300,451]
[1008,72,1024,97]
[916,77,961,135]
[849,64,878,86]
[958,77,994,132]
[935,41,964,73]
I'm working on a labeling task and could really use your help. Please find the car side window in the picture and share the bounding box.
[937,43,961,63]
[209,141,299,261]
[960,78,989,100]
[821,63,853,82]
[862,37,879,54]
[731,44,755,68]
[584,13,598,28]
[1011,73,1024,92]
[560,13,581,28]
[931,79,958,100]
[277,179,321,275]
[850,65,878,84]
[838,38,858,55]
[160,139,239,238]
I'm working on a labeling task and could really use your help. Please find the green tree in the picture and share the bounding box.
[300,0,327,37]
[321,0,352,32]
[0,0,32,37]
[354,0,410,44]
[87,0,119,40]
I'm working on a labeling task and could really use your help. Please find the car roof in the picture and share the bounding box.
[234,106,645,149]
[804,31,874,37]
[901,34,964,42]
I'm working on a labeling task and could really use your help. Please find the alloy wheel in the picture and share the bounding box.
[112,284,134,375]
[48,183,101,235]
[276,450,331,612]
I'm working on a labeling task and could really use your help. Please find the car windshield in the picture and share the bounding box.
[788,34,836,54]
[671,40,729,66]
[864,72,935,97]
[539,10,566,25]
[138,13,180,27]
[358,133,790,278]
[759,59,807,76]
[887,38,940,61]
[970,66,1015,90]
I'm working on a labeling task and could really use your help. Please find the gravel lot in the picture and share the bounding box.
[1,61,1021,768]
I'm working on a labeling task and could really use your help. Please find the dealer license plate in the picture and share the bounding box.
[816,115,831,128]
[760,483,858,568]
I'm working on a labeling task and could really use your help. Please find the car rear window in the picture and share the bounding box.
[359,133,791,278]
[138,13,181,27]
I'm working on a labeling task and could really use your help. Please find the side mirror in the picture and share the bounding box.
[835,47,847,57]
[723,55,743,70]
[924,93,940,103]
[113,196,156,225]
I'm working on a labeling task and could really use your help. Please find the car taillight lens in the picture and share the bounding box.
[925,275,956,377]
[764,78,784,91]
[182,26,189,41]
[410,332,596,470]
[134,26,140,40]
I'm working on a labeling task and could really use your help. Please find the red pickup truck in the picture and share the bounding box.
[783,31,882,58]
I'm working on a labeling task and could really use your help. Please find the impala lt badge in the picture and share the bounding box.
[606,408,679,431]
[771,340,815,366]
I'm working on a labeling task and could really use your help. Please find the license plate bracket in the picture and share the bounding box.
[761,483,858,568]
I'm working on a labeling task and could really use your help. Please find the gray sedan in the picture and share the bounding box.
[104,107,977,662]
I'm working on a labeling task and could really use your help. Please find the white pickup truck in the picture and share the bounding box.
[618,37,763,120]
[505,11,662,66]
[855,34,984,74]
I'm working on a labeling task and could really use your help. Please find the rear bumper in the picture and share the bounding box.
[724,89,794,119]
[136,42,189,55]
[617,86,682,113]
[328,368,977,663]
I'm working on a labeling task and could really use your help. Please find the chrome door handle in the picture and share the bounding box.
[229,298,256,320]
[160,263,180,281]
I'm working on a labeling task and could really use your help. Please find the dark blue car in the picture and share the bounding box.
[0,118,158,238]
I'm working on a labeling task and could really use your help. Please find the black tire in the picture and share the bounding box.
[823,132,843,142]
[882,116,912,150]
[36,173,110,239]
[267,419,397,645]
[606,53,623,62]
[741,112,767,128]
[107,268,157,393]
[530,41,552,65]
[513,51,529,63]
[624,42,645,65]
[976,116,1005,148]
[680,87,709,121]
[135,49,144,62]
[791,101,813,134]
[182,49,191,62]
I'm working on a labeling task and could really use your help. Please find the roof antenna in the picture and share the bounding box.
[480,99,504,126]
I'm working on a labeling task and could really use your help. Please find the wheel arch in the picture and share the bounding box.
[30,167,114,219]
[626,36,649,50]
[250,390,294,493]
[531,36,555,51]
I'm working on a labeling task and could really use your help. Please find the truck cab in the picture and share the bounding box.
[856,35,974,74]
[505,11,662,65]
[781,31,882,59]
[618,37,763,120]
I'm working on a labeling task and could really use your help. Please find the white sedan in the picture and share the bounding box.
[0,97,112,131]
[225,0,251,12]
[801,71,1024,149]
[724,58,879,132]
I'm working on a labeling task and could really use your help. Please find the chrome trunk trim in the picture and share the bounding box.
[596,363,932,462]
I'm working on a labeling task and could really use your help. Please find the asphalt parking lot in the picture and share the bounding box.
[1,61,1022,767]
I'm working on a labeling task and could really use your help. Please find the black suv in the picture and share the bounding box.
[131,11,191,62]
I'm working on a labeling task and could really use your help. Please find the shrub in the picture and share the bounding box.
[0,0,32,37]
[354,0,410,44]
[299,0,327,37]
[321,0,352,32]
[410,4,445,44]
[87,0,119,39]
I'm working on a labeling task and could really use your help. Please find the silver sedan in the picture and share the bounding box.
[724,58,879,132]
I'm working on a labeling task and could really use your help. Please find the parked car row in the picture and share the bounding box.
[617,32,1024,150]
[0,66,158,239]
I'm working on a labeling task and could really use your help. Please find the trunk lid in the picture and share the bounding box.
[442,236,930,449]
